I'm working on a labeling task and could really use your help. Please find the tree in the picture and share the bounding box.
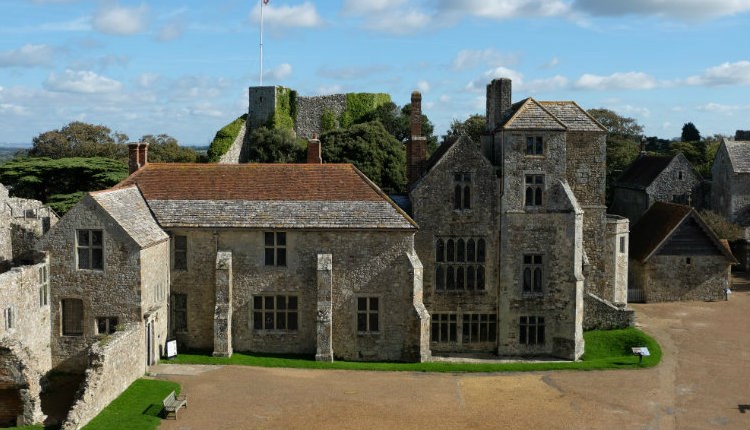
[681,122,701,142]
[0,157,128,214]
[358,101,438,154]
[141,134,198,163]
[587,109,643,138]
[29,121,128,161]
[444,114,486,144]
[320,121,406,193]
[245,127,306,163]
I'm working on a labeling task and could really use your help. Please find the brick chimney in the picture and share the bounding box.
[407,91,427,185]
[486,78,512,131]
[127,142,149,174]
[307,134,322,164]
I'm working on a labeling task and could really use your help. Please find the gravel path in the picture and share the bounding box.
[154,290,750,430]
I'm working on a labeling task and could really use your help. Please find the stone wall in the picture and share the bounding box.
[41,196,145,370]
[168,228,428,362]
[632,255,731,302]
[218,122,247,164]
[583,293,634,331]
[247,87,277,130]
[646,153,703,209]
[294,94,347,139]
[606,216,629,305]
[61,324,145,430]
[1,185,58,266]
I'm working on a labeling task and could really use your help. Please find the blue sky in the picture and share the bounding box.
[0,0,748,147]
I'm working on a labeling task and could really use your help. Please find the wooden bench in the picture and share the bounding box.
[162,390,187,419]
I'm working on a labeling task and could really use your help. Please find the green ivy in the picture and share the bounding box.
[320,107,338,132]
[340,93,391,128]
[207,114,247,162]
[266,87,297,130]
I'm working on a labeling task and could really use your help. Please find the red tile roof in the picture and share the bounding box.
[116,163,384,201]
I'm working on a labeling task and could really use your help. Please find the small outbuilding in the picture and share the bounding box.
[628,202,736,302]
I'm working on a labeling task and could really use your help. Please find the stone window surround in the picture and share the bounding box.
[519,315,545,346]
[264,232,287,267]
[3,306,13,331]
[171,293,188,333]
[619,236,626,254]
[96,316,118,335]
[524,174,544,208]
[430,313,457,343]
[252,294,298,333]
[462,313,497,344]
[39,265,49,307]
[522,253,544,295]
[356,295,380,335]
[525,136,544,156]
[453,172,472,211]
[173,235,188,271]
[61,298,84,336]
[76,229,104,271]
[434,237,487,292]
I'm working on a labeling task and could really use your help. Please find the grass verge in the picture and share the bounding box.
[168,328,661,372]
[80,379,180,430]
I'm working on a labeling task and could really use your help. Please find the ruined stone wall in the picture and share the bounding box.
[409,138,501,354]
[1,185,58,265]
[139,243,170,362]
[169,228,427,362]
[0,184,11,263]
[217,122,246,164]
[582,293,634,331]
[634,255,730,302]
[61,324,145,430]
[41,197,143,371]
[295,94,347,139]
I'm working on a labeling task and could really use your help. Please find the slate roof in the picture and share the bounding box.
[115,163,416,230]
[90,186,168,248]
[538,102,606,132]
[629,201,735,263]
[723,139,750,173]
[615,155,674,189]
[502,98,566,130]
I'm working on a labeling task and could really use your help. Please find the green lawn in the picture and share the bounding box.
[169,328,661,372]
[80,379,180,430]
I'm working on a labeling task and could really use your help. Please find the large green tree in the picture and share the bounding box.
[29,121,128,161]
[245,127,306,163]
[320,121,406,193]
[141,134,199,163]
[358,101,438,153]
[681,122,701,142]
[0,157,128,214]
[444,114,486,144]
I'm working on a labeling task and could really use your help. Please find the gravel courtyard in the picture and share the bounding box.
[153,288,750,430]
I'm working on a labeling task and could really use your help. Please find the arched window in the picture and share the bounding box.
[435,266,444,291]
[477,239,486,262]
[436,239,445,262]
[467,266,475,290]
[534,268,542,292]
[457,239,465,262]
[447,239,455,262]
[456,267,465,289]
[454,185,462,210]
[467,239,475,262]
[477,266,485,290]
[523,267,531,292]
[463,185,471,209]
[434,236,487,292]
[446,267,455,290]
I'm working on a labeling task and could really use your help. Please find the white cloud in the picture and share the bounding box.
[0,103,28,115]
[316,85,343,95]
[541,57,560,69]
[136,73,160,88]
[44,70,123,93]
[683,61,750,86]
[158,21,184,41]
[439,94,451,103]
[466,66,524,92]
[572,0,750,21]
[451,49,520,71]
[574,72,658,90]
[0,44,57,68]
[341,0,407,15]
[520,75,568,93]
[189,102,224,118]
[437,0,571,20]
[619,105,651,118]
[250,2,323,28]
[363,9,431,34]
[265,63,293,81]
[417,80,430,93]
[93,2,149,35]
[696,102,747,114]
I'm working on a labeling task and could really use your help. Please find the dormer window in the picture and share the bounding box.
[526,136,543,155]
[454,172,472,210]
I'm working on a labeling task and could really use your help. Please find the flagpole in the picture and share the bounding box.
[259,0,264,86]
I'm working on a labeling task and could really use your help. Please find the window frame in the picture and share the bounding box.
[434,237,486,292]
[171,293,188,333]
[96,317,119,335]
[61,298,84,336]
[39,265,49,307]
[524,174,544,207]
[356,296,380,335]
[252,294,298,333]
[453,172,472,211]
[522,254,544,294]
[76,229,104,271]
[173,235,188,271]
[3,307,13,331]
[430,313,458,343]
[264,232,287,267]
[525,136,544,156]
[462,313,497,344]
[519,316,545,346]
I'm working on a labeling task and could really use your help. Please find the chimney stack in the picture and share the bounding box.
[128,142,149,174]
[307,134,322,164]
[486,78,512,131]
[407,91,427,185]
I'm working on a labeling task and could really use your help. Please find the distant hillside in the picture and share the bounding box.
[0,147,26,164]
